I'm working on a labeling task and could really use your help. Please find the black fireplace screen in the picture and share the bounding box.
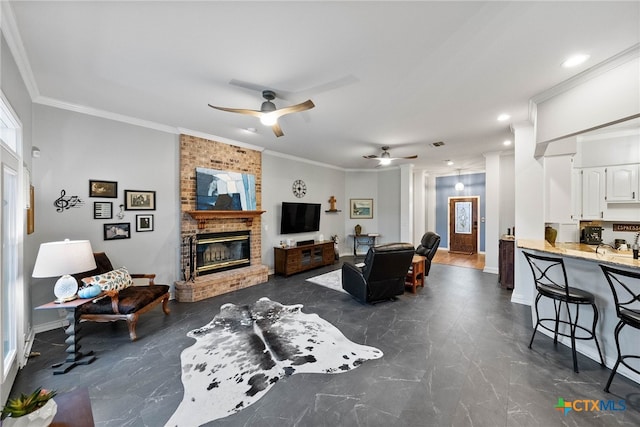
[194,230,250,276]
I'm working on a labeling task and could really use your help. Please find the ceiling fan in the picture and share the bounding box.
[208,90,314,137]
[363,146,418,166]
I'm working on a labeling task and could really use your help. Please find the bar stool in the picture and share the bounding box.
[523,252,604,373]
[600,264,640,392]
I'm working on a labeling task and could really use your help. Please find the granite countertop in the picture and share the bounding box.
[517,239,640,269]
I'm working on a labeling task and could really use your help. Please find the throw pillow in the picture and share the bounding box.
[81,267,133,292]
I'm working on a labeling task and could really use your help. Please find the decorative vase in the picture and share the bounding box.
[545,226,557,245]
[2,400,57,427]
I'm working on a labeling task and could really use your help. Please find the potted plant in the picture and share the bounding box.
[1,388,57,427]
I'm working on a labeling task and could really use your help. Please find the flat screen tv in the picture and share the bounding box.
[280,202,321,234]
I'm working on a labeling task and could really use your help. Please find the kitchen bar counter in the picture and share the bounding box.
[516,239,639,385]
[517,239,640,269]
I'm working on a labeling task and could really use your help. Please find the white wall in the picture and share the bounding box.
[261,152,346,268]
[30,105,180,328]
[499,154,515,236]
[376,168,402,244]
[536,56,640,144]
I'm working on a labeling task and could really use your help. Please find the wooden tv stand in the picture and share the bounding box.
[274,241,335,276]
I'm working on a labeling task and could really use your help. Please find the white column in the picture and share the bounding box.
[512,121,543,307]
[483,152,501,275]
[400,164,414,243]
[412,170,426,246]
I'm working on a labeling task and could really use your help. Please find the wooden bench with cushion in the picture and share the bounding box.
[74,252,170,341]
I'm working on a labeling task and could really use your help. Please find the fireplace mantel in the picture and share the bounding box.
[187,210,266,229]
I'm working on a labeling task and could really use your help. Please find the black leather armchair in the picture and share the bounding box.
[415,232,441,277]
[342,243,415,303]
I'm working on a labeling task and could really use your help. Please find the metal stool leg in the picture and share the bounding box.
[604,321,625,392]
[529,293,542,349]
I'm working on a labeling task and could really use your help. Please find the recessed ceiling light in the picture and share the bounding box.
[245,127,257,133]
[503,140,512,146]
[497,114,510,122]
[446,160,454,166]
[562,54,590,68]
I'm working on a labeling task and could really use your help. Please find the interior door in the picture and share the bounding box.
[448,197,478,254]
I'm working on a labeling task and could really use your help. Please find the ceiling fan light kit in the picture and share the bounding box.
[208,89,314,137]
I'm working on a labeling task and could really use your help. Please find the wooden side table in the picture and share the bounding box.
[35,298,97,374]
[405,255,426,293]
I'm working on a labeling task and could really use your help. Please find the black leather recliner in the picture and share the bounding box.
[415,231,441,277]
[342,243,415,303]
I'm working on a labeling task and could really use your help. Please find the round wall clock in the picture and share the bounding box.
[292,179,307,198]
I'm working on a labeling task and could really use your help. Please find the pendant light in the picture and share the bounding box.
[455,169,464,191]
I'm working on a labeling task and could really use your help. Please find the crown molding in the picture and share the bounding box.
[1,1,39,100]
[35,96,178,134]
[177,127,265,153]
[531,43,640,104]
[264,149,345,171]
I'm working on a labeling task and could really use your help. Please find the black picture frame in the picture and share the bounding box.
[89,180,118,198]
[124,190,156,210]
[103,222,131,240]
[94,202,113,219]
[136,214,154,232]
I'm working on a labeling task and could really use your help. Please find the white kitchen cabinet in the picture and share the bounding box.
[581,167,606,220]
[606,164,638,202]
[571,168,582,220]
[544,155,575,223]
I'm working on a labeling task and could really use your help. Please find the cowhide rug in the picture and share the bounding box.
[165,297,382,427]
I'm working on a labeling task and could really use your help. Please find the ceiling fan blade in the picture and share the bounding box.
[208,104,263,119]
[272,122,284,137]
[363,155,380,159]
[271,100,315,119]
[402,155,418,159]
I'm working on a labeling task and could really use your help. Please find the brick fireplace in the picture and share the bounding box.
[175,134,268,302]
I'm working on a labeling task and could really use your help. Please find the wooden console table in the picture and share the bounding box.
[274,241,335,276]
[35,298,96,374]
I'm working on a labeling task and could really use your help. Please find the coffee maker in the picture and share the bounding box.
[581,226,602,244]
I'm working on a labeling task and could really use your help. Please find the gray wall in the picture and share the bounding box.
[261,152,346,269]
[30,105,180,328]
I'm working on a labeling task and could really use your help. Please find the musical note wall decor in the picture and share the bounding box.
[54,189,85,212]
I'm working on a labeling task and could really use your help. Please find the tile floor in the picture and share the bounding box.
[11,258,640,426]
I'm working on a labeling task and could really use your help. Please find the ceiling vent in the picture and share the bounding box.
[431,141,445,147]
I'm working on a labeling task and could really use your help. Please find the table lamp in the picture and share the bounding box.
[32,239,97,303]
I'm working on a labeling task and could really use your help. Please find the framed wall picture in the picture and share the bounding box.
[350,198,373,219]
[136,214,154,232]
[94,202,113,219]
[124,190,156,210]
[103,223,131,240]
[89,180,118,198]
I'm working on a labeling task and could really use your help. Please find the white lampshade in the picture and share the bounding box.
[455,182,465,191]
[33,239,96,302]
